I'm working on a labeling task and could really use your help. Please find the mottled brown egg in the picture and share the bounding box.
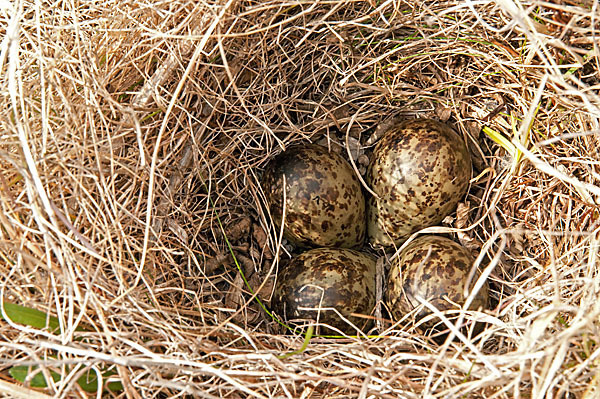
[367,119,472,247]
[262,144,366,248]
[386,235,489,331]
[272,248,376,334]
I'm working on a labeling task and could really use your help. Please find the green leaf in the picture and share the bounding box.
[4,303,123,393]
[75,369,123,393]
[9,365,123,393]
[1,302,61,333]
[9,365,59,388]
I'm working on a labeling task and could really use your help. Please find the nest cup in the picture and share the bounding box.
[2,1,600,397]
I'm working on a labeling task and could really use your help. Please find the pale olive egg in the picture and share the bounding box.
[262,144,366,248]
[367,119,472,247]
[272,248,376,334]
[386,235,489,332]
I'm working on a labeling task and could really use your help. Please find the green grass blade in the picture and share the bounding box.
[482,126,517,159]
[1,302,61,333]
[277,325,314,359]
[9,365,123,393]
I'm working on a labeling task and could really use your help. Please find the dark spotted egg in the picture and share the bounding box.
[262,144,366,248]
[367,119,472,247]
[272,248,376,334]
[386,235,489,331]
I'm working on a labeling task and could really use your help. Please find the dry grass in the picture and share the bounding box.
[1,0,600,397]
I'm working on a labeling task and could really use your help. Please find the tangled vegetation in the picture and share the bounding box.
[1,0,600,397]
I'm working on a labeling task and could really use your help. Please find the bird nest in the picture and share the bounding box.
[1,1,600,397]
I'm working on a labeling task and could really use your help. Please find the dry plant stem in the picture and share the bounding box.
[0,380,53,399]
[135,0,235,294]
[8,5,62,267]
[151,133,196,239]
[113,5,215,237]
[124,5,212,168]
[514,140,600,200]
[216,31,282,150]
[375,255,385,332]
[345,106,379,198]
[32,342,267,398]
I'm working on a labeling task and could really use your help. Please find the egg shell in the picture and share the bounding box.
[272,248,376,334]
[386,235,489,331]
[367,119,472,247]
[262,144,366,248]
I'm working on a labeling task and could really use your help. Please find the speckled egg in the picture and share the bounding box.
[367,119,472,247]
[262,144,366,248]
[386,235,489,331]
[272,248,376,333]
